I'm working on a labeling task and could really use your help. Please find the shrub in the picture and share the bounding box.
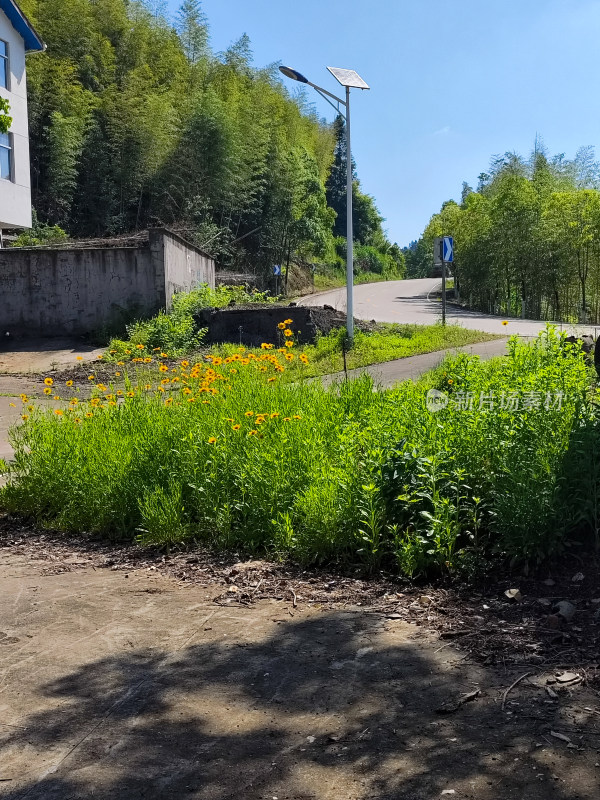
[2,328,597,574]
[106,284,277,359]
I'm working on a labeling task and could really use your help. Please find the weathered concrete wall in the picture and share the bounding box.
[0,246,162,335]
[0,229,215,336]
[154,229,215,307]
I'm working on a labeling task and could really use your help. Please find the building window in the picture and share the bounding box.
[0,132,12,180]
[0,40,8,89]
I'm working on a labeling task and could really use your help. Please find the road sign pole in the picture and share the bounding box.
[441,255,446,325]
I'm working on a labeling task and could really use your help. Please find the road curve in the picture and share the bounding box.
[299,278,599,337]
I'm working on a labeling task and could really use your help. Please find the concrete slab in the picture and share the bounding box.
[0,340,104,375]
[0,548,598,799]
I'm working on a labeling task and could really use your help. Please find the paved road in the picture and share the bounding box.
[300,278,600,337]
[320,338,509,388]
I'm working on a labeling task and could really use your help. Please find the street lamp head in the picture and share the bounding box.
[279,65,309,83]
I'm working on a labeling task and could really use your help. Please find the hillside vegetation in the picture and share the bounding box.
[17,0,402,282]
[406,141,600,323]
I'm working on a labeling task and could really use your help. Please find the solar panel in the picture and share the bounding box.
[327,67,369,90]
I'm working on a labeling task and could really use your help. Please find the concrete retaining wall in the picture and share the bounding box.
[0,229,215,336]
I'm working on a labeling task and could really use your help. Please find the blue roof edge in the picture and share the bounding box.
[0,0,45,52]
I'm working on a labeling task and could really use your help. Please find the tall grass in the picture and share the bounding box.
[2,328,598,574]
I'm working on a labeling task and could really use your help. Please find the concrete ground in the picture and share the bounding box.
[300,278,600,338]
[0,546,598,799]
[0,339,104,375]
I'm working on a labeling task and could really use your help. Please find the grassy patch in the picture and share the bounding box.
[2,329,598,576]
[279,324,499,379]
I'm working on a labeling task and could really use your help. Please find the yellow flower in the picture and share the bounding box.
[285,353,294,362]
[74,418,81,424]
[160,352,168,359]
[44,377,53,386]
[126,391,135,398]
[70,398,79,405]
[229,368,237,374]
[144,357,152,363]
[21,414,29,421]
[96,384,107,392]
[284,329,293,337]
[9,402,15,408]
[165,397,173,406]
[181,360,189,368]
[157,386,165,393]
[277,322,286,330]
[248,430,258,436]
[268,377,276,383]
[88,375,95,381]
[183,387,192,395]
[270,412,279,419]
[188,397,197,403]
[502,320,508,326]
[300,354,309,364]
[110,350,117,354]
[245,410,254,417]
[255,416,265,425]
[44,387,52,395]
[285,340,294,348]
[136,344,145,350]
[159,364,168,372]
[448,379,454,385]
[115,372,121,377]
[283,417,291,421]
[232,424,241,431]
[116,390,123,396]
[76,356,83,361]
[208,437,217,444]
[117,361,125,366]
[293,415,302,420]
[54,409,63,416]
[20,394,28,402]
[284,318,293,325]
[85,412,93,418]
[66,380,74,387]
[53,395,60,400]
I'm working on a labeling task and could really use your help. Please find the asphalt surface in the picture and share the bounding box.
[300,278,600,337]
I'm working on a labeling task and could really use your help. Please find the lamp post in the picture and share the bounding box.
[279,65,369,343]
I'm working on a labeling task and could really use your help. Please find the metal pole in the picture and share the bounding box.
[441,248,446,325]
[345,85,354,342]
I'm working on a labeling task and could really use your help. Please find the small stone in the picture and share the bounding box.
[555,600,576,622]
[537,598,552,608]
[556,671,579,683]
[543,578,555,586]
[504,588,522,602]
[572,572,585,583]
[419,595,433,606]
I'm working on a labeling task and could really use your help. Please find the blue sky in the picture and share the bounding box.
[165,0,600,246]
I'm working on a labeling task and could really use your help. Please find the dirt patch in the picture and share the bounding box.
[1,515,598,673]
[0,520,599,798]
[195,304,373,347]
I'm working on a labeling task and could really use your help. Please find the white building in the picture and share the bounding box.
[0,0,44,233]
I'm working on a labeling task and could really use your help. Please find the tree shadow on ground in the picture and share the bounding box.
[1,611,595,799]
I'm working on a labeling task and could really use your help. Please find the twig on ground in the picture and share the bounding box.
[502,671,533,710]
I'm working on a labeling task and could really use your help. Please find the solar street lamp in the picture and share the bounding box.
[279,64,369,343]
